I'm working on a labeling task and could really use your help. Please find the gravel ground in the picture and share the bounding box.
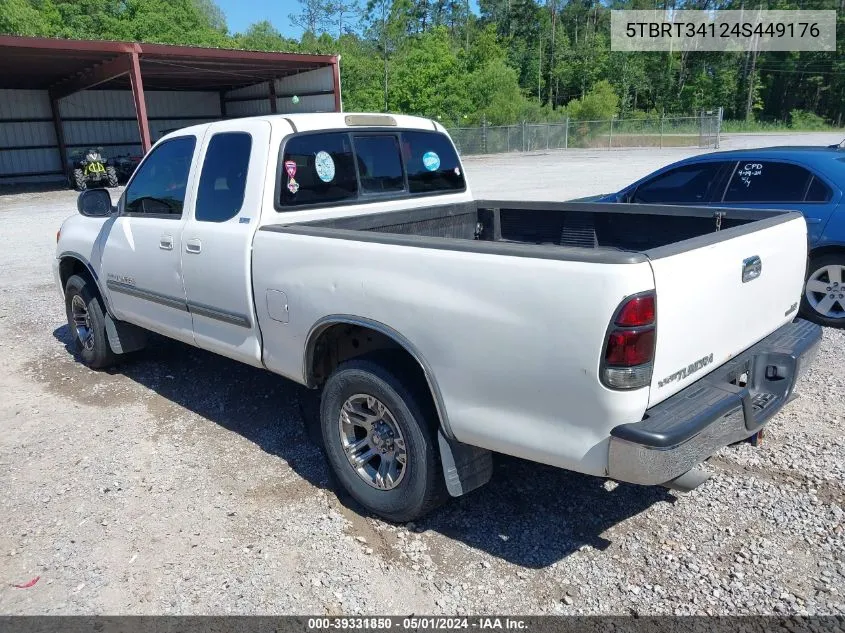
[0,134,843,616]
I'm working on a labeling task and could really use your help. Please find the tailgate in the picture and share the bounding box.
[647,213,808,407]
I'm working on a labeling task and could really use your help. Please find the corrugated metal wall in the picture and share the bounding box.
[223,67,336,118]
[0,89,60,184]
[0,64,338,186]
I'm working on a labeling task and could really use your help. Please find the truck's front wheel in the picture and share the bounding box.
[320,356,447,522]
[64,274,117,369]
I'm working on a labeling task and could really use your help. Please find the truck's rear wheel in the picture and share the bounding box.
[802,253,845,328]
[320,356,447,522]
[64,274,117,369]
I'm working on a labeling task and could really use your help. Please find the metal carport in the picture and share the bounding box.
[0,35,341,185]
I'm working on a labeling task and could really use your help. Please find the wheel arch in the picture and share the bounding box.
[808,243,845,261]
[303,315,454,439]
[57,252,112,315]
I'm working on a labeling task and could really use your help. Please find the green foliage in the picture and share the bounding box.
[789,110,828,131]
[3,0,843,126]
[388,27,471,124]
[565,80,618,121]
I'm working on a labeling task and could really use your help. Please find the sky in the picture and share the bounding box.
[216,0,481,39]
[217,0,304,38]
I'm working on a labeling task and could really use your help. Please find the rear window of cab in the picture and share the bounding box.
[277,129,465,208]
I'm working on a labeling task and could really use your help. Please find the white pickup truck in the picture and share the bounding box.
[55,112,822,521]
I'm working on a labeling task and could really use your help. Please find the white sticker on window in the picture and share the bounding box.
[315,151,335,182]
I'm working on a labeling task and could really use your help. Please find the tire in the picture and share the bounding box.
[106,166,119,188]
[73,168,86,191]
[320,355,447,522]
[64,274,117,369]
[800,253,845,328]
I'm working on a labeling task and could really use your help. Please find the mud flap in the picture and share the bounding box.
[105,315,147,354]
[438,430,493,497]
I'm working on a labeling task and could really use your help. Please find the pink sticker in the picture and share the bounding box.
[285,160,297,178]
[287,177,299,194]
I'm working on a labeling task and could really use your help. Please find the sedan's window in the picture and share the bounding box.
[279,132,358,207]
[353,135,405,194]
[632,162,726,204]
[805,175,833,203]
[723,161,813,203]
[124,136,196,216]
[196,132,252,222]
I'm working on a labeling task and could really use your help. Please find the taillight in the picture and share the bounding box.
[601,292,656,390]
[615,295,655,327]
[56,229,61,243]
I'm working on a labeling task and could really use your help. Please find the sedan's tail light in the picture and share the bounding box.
[601,292,656,390]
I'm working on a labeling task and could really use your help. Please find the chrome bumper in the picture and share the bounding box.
[608,319,822,486]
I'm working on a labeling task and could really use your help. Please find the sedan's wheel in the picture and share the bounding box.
[320,355,447,522]
[802,254,845,327]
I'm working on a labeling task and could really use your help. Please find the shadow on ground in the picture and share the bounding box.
[53,325,674,569]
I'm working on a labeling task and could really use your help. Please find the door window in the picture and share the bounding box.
[196,133,252,222]
[723,161,813,203]
[401,131,466,193]
[124,136,196,217]
[353,135,405,194]
[632,162,726,204]
[279,132,358,207]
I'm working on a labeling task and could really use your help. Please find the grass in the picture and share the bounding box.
[720,119,841,133]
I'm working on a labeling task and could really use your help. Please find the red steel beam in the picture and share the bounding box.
[268,79,278,114]
[49,95,68,178]
[0,35,138,54]
[138,42,336,66]
[50,54,133,100]
[332,57,342,112]
[128,52,152,154]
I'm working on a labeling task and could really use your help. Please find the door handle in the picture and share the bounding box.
[185,238,202,254]
[159,235,173,250]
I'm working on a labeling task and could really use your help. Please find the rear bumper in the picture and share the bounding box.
[607,318,822,486]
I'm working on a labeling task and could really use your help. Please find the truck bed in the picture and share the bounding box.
[263,201,793,262]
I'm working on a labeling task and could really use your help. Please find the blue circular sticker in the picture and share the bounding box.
[422,151,441,172]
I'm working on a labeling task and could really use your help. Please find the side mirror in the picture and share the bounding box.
[77,189,114,217]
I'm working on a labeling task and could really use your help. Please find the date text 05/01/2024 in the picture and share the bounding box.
[306,617,528,630]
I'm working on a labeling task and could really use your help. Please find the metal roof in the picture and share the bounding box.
[0,36,338,92]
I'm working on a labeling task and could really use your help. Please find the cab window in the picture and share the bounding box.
[402,131,466,194]
[196,132,252,222]
[124,136,196,217]
[278,132,358,207]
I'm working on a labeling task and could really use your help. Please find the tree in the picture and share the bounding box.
[565,80,619,120]
[234,21,294,51]
[289,0,330,36]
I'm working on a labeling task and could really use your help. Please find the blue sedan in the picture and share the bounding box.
[598,146,845,327]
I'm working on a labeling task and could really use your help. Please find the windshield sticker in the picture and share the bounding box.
[454,167,461,176]
[737,163,762,187]
[284,160,297,178]
[423,151,441,171]
[287,177,300,194]
[315,151,335,182]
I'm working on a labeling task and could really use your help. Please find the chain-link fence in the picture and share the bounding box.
[447,110,722,156]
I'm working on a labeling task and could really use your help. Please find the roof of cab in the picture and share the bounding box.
[160,112,442,145]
